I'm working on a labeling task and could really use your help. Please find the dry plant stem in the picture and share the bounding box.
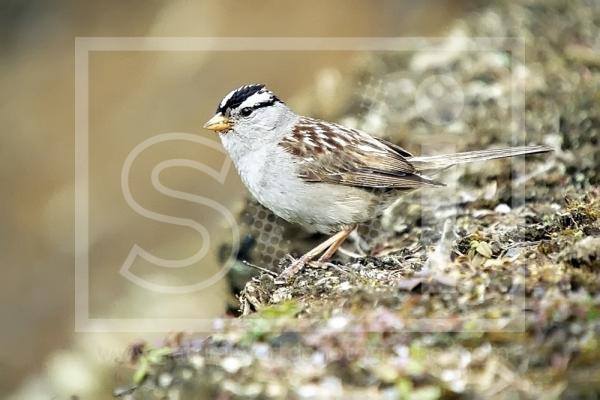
[280,225,357,278]
[242,261,278,276]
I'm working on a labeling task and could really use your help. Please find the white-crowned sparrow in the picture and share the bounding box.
[204,84,552,277]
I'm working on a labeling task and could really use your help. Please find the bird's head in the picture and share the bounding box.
[204,84,294,140]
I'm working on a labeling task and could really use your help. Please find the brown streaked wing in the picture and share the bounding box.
[280,117,443,189]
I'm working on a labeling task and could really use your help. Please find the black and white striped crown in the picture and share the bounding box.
[216,84,281,114]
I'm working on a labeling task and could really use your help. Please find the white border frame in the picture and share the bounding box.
[75,37,525,332]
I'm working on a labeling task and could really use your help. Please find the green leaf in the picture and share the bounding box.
[588,307,600,321]
[133,358,149,384]
[476,241,493,258]
[256,301,302,319]
[146,347,172,364]
[408,385,442,400]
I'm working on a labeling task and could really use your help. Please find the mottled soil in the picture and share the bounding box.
[116,1,600,398]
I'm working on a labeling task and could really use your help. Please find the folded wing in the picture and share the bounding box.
[280,117,443,190]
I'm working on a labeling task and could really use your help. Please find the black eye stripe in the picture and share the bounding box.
[231,98,281,118]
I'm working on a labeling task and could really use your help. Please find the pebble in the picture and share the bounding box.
[494,203,512,214]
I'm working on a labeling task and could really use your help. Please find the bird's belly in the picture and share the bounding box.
[261,183,376,233]
[235,150,376,234]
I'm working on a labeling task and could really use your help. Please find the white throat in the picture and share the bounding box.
[218,103,299,207]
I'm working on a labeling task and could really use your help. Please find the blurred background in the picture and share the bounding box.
[0,0,471,398]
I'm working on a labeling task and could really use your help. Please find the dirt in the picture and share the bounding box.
[115,0,600,398]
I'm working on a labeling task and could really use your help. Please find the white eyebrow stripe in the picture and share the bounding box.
[219,89,238,109]
[238,91,273,109]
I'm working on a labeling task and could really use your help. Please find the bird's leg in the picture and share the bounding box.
[318,225,356,262]
[279,226,356,279]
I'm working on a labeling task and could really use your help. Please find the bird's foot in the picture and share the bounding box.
[276,225,357,282]
[277,257,333,283]
[276,256,308,282]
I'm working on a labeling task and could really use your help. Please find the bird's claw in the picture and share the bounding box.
[276,257,306,282]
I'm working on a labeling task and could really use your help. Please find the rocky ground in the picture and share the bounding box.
[114,0,599,398]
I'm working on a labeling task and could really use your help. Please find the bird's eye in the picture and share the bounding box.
[240,107,253,117]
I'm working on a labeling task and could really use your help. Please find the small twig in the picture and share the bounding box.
[499,240,542,257]
[513,160,556,187]
[348,229,368,256]
[337,246,365,259]
[505,240,542,250]
[242,260,278,276]
[328,262,353,275]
